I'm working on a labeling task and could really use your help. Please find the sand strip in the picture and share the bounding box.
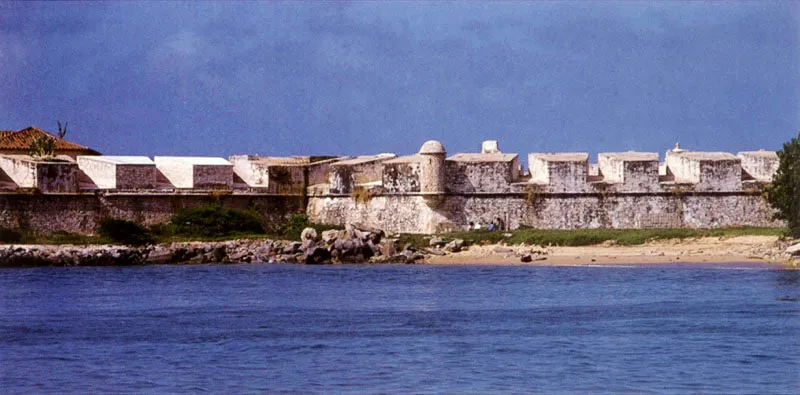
[422,236,783,266]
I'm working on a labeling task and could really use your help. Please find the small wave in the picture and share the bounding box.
[776,295,799,302]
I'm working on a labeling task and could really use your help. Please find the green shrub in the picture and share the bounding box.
[96,218,155,246]
[170,205,264,237]
[0,227,22,243]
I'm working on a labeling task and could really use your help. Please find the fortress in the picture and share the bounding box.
[0,126,782,235]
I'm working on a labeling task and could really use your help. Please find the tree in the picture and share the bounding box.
[765,133,800,238]
[28,120,67,160]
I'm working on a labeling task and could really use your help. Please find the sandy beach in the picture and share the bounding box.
[422,235,786,266]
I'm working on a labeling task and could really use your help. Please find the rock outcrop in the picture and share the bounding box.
[0,225,423,267]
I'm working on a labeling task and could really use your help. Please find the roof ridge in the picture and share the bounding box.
[0,126,98,153]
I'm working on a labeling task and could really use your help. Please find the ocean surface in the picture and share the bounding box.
[1,263,798,394]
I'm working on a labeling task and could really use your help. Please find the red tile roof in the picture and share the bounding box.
[0,126,100,154]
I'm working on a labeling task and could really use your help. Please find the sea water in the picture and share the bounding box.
[1,263,798,393]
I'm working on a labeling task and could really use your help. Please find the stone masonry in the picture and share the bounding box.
[0,139,784,235]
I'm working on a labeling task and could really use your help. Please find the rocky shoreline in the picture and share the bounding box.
[1,227,799,268]
[0,226,428,267]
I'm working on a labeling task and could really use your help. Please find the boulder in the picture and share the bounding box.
[301,227,318,247]
[367,240,381,256]
[304,245,331,264]
[379,239,396,257]
[146,246,173,264]
[288,241,303,254]
[429,236,444,247]
[321,229,340,244]
[443,239,465,252]
[786,243,800,256]
[424,248,446,256]
[213,246,227,262]
[520,254,532,262]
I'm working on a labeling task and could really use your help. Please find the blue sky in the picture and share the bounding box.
[0,1,797,162]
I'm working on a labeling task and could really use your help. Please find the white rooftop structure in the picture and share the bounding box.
[154,156,233,189]
[738,150,779,182]
[331,153,396,166]
[77,155,157,189]
[599,152,659,162]
[481,140,500,154]
[79,156,154,165]
[154,156,231,165]
[530,153,590,162]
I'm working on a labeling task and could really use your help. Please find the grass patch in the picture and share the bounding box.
[0,230,109,245]
[36,231,109,245]
[399,227,784,250]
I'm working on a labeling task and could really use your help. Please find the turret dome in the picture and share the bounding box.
[419,140,445,155]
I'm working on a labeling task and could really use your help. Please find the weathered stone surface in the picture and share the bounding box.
[443,239,464,252]
[146,246,173,264]
[0,155,81,193]
[321,229,340,244]
[307,192,778,235]
[300,227,318,247]
[0,194,304,236]
[786,243,800,256]
[424,248,446,256]
[304,244,331,264]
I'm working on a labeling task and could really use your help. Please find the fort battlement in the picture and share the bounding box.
[0,133,782,235]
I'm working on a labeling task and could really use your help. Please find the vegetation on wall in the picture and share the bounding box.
[169,205,265,237]
[765,132,800,238]
[350,186,373,206]
[96,218,155,246]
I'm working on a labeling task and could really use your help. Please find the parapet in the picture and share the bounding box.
[738,150,778,183]
[77,156,156,190]
[0,154,80,193]
[230,155,344,194]
[529,153,590,193]
[446,152,520,193]
[229,155,307,194]
[383,154,422,193]
[598,152,659,192]
[154,156,233,189]
[328,153,396,194]
[665,150,741,192]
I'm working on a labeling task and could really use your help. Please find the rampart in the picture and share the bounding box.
[0,140,782,235]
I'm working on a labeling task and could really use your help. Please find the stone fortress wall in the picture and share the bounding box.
[0,139,782,235]
[307,140,780,234]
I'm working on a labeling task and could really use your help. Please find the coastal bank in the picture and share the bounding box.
[2,229,798,268]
